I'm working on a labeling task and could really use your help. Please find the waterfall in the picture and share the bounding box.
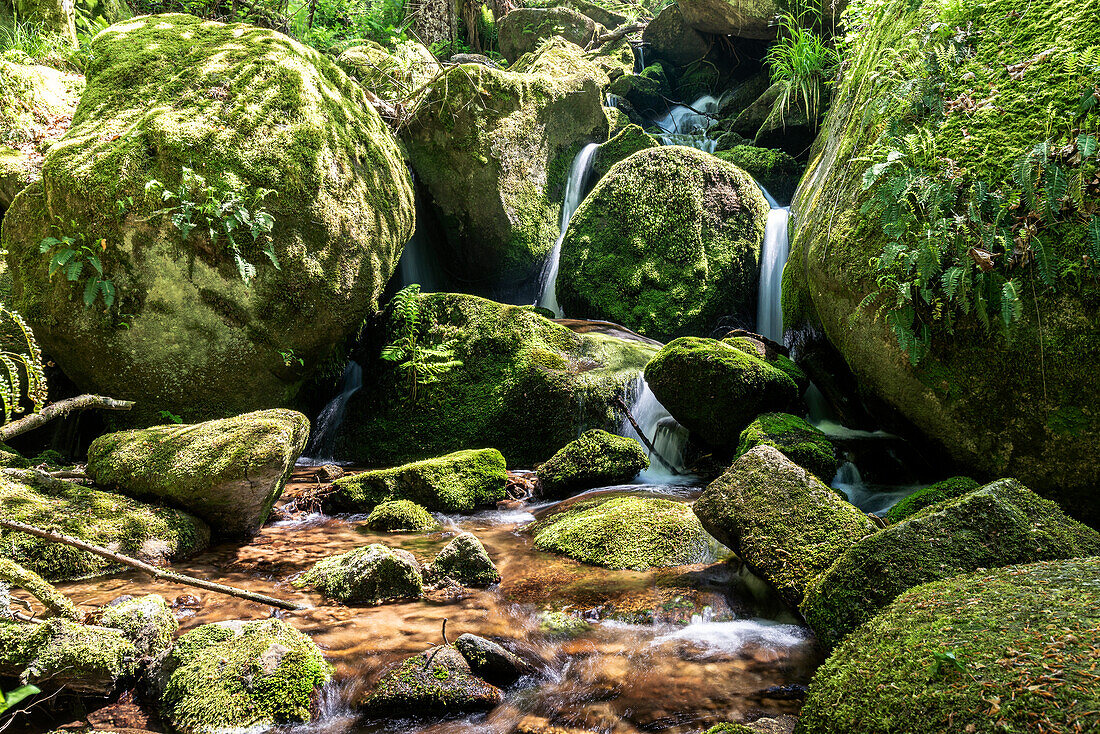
[618,375,690,484]
[653,94,720,152]
[300,360,362,466]
[755,183,790,343]
[396,191,442,292]
[536,143,600,317]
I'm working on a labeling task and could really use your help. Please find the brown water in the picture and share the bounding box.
[49,474,822,734]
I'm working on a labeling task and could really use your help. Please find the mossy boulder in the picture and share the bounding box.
[86,409,310,537]
[590,123,659,178]
[97,594,178,658]
[677,0,779,38]
[357,644,503,715]
[0,618,138,695]
[536,610,591,637]
[695,445,874,606]
[335,39,440,101]
[556,146,769,341]
[785,0,1100,524]
[1,14,414,423]
[430,531,500,586]
[714,146,801,206]
[644,337,801,448]
[364,499,439,532]
[0,558,78,620]
[497,7,601,63]
[0,471,209,581]
[322,448,508,514]
[736,413,838,480]
[293,544,424,605]
[150,618,331,734]
[607,67,672,116]
[723,333,809,393]
[536,429,649,496]
[796,557,1100,734]
[642,4,710,67]
[883,476,980,524]
[530,495,718,570]
[337,292,657,467]
[454,633,530,685]
[10,0,77,45]
[800,479,1100,648]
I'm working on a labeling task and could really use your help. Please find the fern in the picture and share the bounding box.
[0,306,48,424]
[381,285,462,402]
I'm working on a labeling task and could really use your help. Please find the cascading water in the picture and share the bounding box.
[536,142,600,317]
[396,191,443,292]
[755,184,791,344]
[653,94,720,152]
[618,375,690,484]
[299,360,362,465]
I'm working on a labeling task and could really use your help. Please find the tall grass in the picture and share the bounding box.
[764,11,839,129]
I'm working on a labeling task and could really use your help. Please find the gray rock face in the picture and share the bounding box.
[642,4,711,67]
[454,633,532,685]
[678,0,781,38]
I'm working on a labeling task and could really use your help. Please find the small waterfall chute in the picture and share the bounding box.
[653,94,720,152]
[537,142,600,317]
[396,190,443,292]
[618,375,690,484]
[299,360,362,466]
[755,181,790,343]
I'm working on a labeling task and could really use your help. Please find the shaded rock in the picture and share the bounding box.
[736,413,838,480]
[336,39,440,100]
[694,446,874,606]
[797,558,1100,734]
[536,429,649,497]
[801,479,1100,648]
[454,632,531,684]
[364,499,440,532]
[498,7,601,63]
[358,644,503,715]
[150,618,331,734]
[561,0,631,28]
[293,544,424,605]
[883,476,980,524]
[707,716,798,734]
[97,594,178,658]
[723,332,808,393]
[714,146,802,206]
[677,0,780,39]
[642,4,710,67]
[0,618,138,695]
[608,65,671,116]
[323,448,508,514]
[590,123,659,178]
[430,532,500,586]
[86,409,310,537]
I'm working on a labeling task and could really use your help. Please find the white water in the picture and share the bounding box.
[651,617,809,657]
[537,142,600,317]
[396,192,442,291]
[832,461,921,515]
[618,375,691,484]
[299,360,362,465]
[654,94,720,152]
[755,183,790,344]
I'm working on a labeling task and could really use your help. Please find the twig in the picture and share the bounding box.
[613,396,680,475]
[0,395,134,443]
[587,21,646,50]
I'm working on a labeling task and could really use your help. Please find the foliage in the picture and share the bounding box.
[0,20,80,71]
[146,167,277,286]
[380,285,462,401]
[38,228,117,310]
[764,9,839,129]
[288,0,411,50]
[0,684,41,715]
[0,306,47,425]
[158,409,184,424]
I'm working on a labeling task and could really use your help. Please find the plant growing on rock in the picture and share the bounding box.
[0,306,47,425]
[380,285,462,402]
[37,228,116,310]
[764,9,839,129]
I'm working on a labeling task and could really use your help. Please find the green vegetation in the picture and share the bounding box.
[735,412,838,480]
[884,476,979,523]
[381,285,463,402]
[357,645,502,715]
[536,429,649,496]
[430,532,500,586]
[0,305,46,423]
[37,227,115,309]
[764,10,839,129]
[294,543,424,604]
[0,617,138,693]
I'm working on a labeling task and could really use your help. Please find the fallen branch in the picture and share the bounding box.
[0,519,305,611]
[588,21,646,50]
[614,396,680,475]
[0,395,135,443]
[0,558,80,621]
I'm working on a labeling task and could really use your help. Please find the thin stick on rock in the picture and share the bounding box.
[614,396,680,475]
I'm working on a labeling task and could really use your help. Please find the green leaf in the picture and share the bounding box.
[1001,280,1022,327]
[99,279,116,309]
[65,258,84,282]
[1079,133,1098,158]
[38,237,60,253]
[1,683,41,713]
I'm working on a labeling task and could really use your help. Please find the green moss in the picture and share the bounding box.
[530,495,719,570]
[0,618,138,694]
[358,645,502,714]
[0,558,78,620]
[336,39,439,101]
[153,618,332,733]
[713,146,802,204]
[607,65,671,114]
[430,532,500,586]
[536,429,649,496]
[97,594,177,658]
[736,413,838,480]
[796,557,1100,734]
[884,476,980,524]
[496,7,599,63]
[800,479,1100,648]
[591,124,659,179]
[293,543,424,604]
[365,500,439,532]
[536,610,591,637]
[557,146,769,341]
[724,335,808,393]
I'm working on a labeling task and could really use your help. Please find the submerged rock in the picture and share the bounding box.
[694,446,875,607]
[536,610,591,637]
[736,413,838,481]
[323,448,508,514]
[454,633,531,685]
[151,618,331,734]
[797,558,1100,734]
[883,476,980,524]
[358,645,503,715]
[0,618,138,695]
[97,594,178,658]
[497,7,601,63]
[645,337,801,447]
[536,429,649,497]
[86,409,310,537]
[295,544,424,605]
[531,495,717,570]
[801,479,1100,648]
[430,532,501,586]
[2,14,414,423]
[365,499,440,532]
[557,147,769,341]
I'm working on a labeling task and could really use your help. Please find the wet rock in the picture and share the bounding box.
[642,4,711,67]
[0,618,138,695]
[706,717,799,734]
[736,413,838,481]
[516,715,602,734]
[316,464,345,481]
[800,478,1100,648]
[86,409,310,537]
[695,446,874,607]
[454,633,531,685]
[294,544,424,605]
[536,429,649,497]
[364,499,440,532]
[323,448,508,514]
[722,331,808,393]
[358,644,503,715]
[883,476,980,524]
[97,594,178,658]
[430,532,501,586]
[536,611,591,638]
[150,618,331,734]
[497,7,601,63]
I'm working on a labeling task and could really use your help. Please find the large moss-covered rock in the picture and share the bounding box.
[0,471,209,581]
[337,293,656,467]
[97,594,178,658]
[2,14,414,423]
[785,0,1100,523]
[695,446,874,606]
[86,409,310,537]
[736,413,838,480]
[714,146,801,206]
[336,39,440,101]
[883,476,980,524]
[530,495,718,570]
[11,0,77,45]
[497,7,601,63]
[644,337,800,447]
[796,557,1100,734]
[607,67,672,117]
[150,618,332,734]
[293,544,424,604]
[801,479,1100,648]
[536,429,649,496]
[557,146,769,341]
[322,448,507,514]
[358,645,503,715]
[642,4,711,67]
[364,499,439,532]
[0,618,138,694]
[590,123,659,178]
[677,0,779,38]
[430,531,500,586]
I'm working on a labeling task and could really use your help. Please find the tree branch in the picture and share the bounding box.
[0,394,135,443]
[614,396,680,475]
[0,558,80,621]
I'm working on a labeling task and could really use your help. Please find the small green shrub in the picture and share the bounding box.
[380,285,462,402]
[0,306,47,424]
[764,10,839,129]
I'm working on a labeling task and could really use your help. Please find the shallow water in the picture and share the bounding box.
[49,473,822,734]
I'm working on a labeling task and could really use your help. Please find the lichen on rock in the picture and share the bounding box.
[96,594,178,658]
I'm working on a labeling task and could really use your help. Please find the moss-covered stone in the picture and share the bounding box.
[641,4,710,67]
[2,14,414,423]
[0,618,138,694]
[0,558,78,620]
[323,448,507,514]
[590,123,659,179]
[723,333,809,393]
[713,146,801,206]
[644,337,801,448]
[0,442,31,467]
[337,293,656,467]
[0,471,209,581]
[453,633,530,685]
[677,0,780,38]
[557,146,769,341]
[12,0,77,45]
[364,499,439,532]
[536,610,591,637]
[736,413,838,480]
[430,531,500,586]
[336,39,440,101]
[151,618,331,734]
[497,7,600,63]
[357,644,503,715]
[883,476,980,524]
[607,65,671,115]
[801,479,1100,648]
[695,446,875,606]
[86,409,310,537]
[97,594,177,658]
[293,544,424,604]
[796,557,1100,734]
[786,0,1100,524]
[530,495,718,570]
[536,429,649,496]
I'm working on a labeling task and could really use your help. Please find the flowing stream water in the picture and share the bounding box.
[300,361,363,466]
[652,95,720,152]
[537,143,600,317]
[618,375,691,484]
[754,187,790,344]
